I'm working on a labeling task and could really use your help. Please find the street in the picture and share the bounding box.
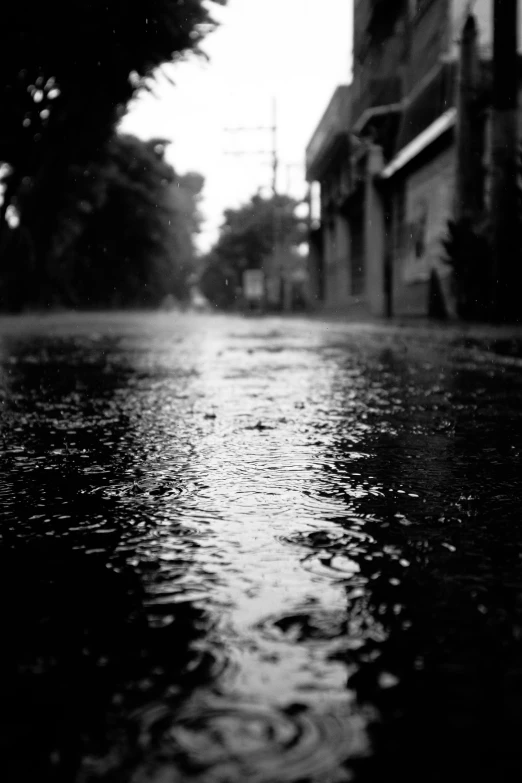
[1,310,522,782]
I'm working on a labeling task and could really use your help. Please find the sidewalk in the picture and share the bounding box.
[286,306,522,361]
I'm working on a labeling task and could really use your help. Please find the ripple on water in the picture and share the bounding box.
[256,606,347,644]
[280,527,374,584]
[281,526,375,552]
[301,552,364,583]
[122,695,368,783]
[82,478,185,501]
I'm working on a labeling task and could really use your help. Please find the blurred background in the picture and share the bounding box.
[1,0,521,321]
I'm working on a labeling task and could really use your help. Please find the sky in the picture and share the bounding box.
[120,0,353,252]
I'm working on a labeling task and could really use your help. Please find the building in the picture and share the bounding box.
[306,0,522,319]
[305,85,355,309]
[305,6,402,316]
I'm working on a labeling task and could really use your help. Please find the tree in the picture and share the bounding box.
[0,0,223,298]
[0,134,204,310]
[199,192,305,308]
[165,170,205,287]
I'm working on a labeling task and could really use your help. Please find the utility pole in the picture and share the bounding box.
[490,0,520,322]
[269,98,283,308]
[224,99,281,308]
[271,97,278,196]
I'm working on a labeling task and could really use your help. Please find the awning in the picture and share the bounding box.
[380,108,456,179]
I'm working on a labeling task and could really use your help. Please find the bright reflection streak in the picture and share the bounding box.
[134,317,363,705]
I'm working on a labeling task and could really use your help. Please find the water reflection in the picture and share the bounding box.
[0,325,215,782]
[309,340,522,781]
[1,313,522,782]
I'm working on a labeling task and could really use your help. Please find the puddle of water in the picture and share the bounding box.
[1,312,522,781]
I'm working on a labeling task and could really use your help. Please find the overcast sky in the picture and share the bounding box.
[120,0,353,252]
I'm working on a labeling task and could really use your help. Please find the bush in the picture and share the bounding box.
[443,216,492,321]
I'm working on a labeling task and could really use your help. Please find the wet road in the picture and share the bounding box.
[1,311,522,782]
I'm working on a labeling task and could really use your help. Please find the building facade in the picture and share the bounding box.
[306,0,522,318]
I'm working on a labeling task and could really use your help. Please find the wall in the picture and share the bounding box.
[393,145,456,316]
[406,0,451,93]
[352,0,408,125]
[365,145,387,316]
[323,213,352,308]
[348,204,365,296]
[307,227,323,304]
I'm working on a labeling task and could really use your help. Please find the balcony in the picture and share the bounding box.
[306,86,351,182]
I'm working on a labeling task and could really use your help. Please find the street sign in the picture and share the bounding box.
[243,269,264,300]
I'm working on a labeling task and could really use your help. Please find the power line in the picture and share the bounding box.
[224,126,272,133]
[223,150,273,156]
[223,97,279,195]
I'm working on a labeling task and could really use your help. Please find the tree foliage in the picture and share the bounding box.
[443,216,493,321]
[0,134,203,310]
[1,0,222,168]
[200,193,304,308]
[0,0,222,297]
